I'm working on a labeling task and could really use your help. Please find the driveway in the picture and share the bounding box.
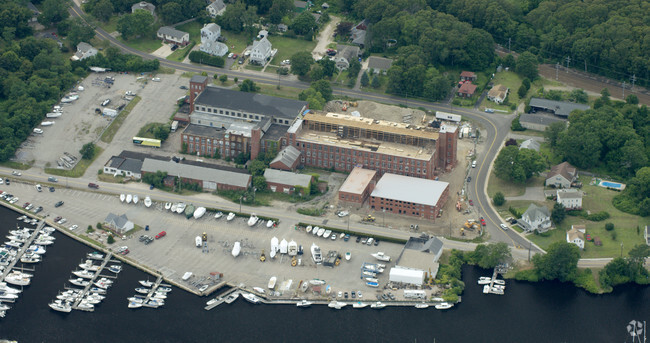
[505,186,545,202]
[311,16,340,59]
[151,44,174,58]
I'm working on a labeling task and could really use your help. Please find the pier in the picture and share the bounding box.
[71,252,113,312]
[142,275,164,304]
[204,287,239,310]
[0,221,42,281]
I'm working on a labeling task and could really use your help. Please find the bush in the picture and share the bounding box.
[96,222,102,230]
[493,192,505,206]
[188,51,225,68]
[511,115,526,131]
[107,235,115,244]
[87,225,95,233]
[508,206,520,218]
[605,223,614,231]
[586,211,610,221]
[514,269,540,282]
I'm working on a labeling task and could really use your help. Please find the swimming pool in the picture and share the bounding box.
[599,181,626,190]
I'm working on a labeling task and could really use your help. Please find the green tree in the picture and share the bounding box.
[39,0,70,25]
[311,80,332,101]
[219,74,228,84]
[66,18,95,47]
[220,1,258,33]
[510,114,525,131]
[239,79,259,92]
[605,222,614,231]
[493,192,505,206]
[360,72,369,87]
[471,243,511,269]
[347,60,361,79]
[371,74,380,88]
[626,94,639,105]
[503,54,516,68]
[292,11,317,35]
[79,142,96,160]
[161,2,184,25]
[249,160,267,176]
[91,0,114,22]
[290,51,313,76]
[532,241,580,282]
[107,234,115,244]
[252,176,267,191]
[268,0,293,24]
[517,83,528,98]
[298,87,325,110]
[568,89,588,104]
[515,51,538,80]
[317,58,337,78]
[117,11,155,40]
[551,202,566,224]
[494,145,545,183]
[543,121,566,148]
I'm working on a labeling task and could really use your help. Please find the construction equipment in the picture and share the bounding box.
[291,256,297,267]
[202,232,208,242]
[362,215,375,222]
[460,227,465,236]
[260,249,266,262]
[456,200,462,211]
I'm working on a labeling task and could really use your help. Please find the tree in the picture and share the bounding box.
[503,54,516,68]
[310,80,333,101]
[371,74,380,88]
[39,0,70,25]
[494,145,545,183]
[551,202,566,224]
[252,176,267,191]
[335,22,353,36]
[532,241,580,282]
[107,235,115,244]
[219,74,228,84]
[161,2,184,25]
[347,60,361,80]
[515,51,538,80]
[91,0,114,22]
[220,1,258,33]
[568,89,588,104]
[117,11,155,40]
[626,94,639,105]
[510,114,525,131]
[493,192,505,206]
[66,19,95,47]
[268,0,293,24]
[80,142,96,160]
[471,243,511,269]
[292,11,317,35]
[316,58,337,78]
[290,51,313,76]
[605,222,614,231]
[505,138,517,147]
[298,87,325,110]
[239,79,259,92]
[543,121,566,148]
[249,160,266,176]
[360,72,369,87]
[518,83,528,98]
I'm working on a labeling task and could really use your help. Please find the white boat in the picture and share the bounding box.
[79,260,100,271]
[214,212,223,219]
[157,287,172,293]
[126,194,132,204]
[153,292,167,299]
[365,277,378,283]
[345,252,351,261]
[41,121,55,126]
[107,265,122,274]
[0,292,18,301]
[49,300,72,313]
[20,254,41,263]
[182,272,193,281]
[353,302,368,309]
[72,269,95,279]
[0,303,10,311]
[69,278,90,287]
[144,196,152,208]
[300,281,309,292]
[316,228,325,237]
[46,112,62,118]
[128,301,143,309]
[33,238,54,246]
[297,300,312,307]
[247,214,259,227]
[87,252,104,260]
[232,242,241,257]
[268,276,277,290]
[478,277,492,285]
[195,236,202,247]
[435,302,454,310]
[171,204,178,212]
[323,230,332,238]
[288,240,297,256]
[269,249,276,259]
[133,195,139,204]
[271,237,279,256]
[0,284,21,294]
[33,128,43,134]
[193,207,206,219]
[241,292,261,304]
[226,212,236,221]
[371,302,386,309]
[135,287,150,294]
[306,225,312,233]
[176,203,186,214]
[339,232,345,239]
[279,239,288,254]
[371,252,391,262]
[164,202,172,210]
[143,299,164,308]
[415,303,429,309]
[311,243,322,264]
[253,287,265,294]
[266,220,274,228]
[326,285,332,294]
[312,226,319,236]
[309,279,326,286]
[494,279,506,286]
[139,280,154,287]
[328,301,347,309]
[27,245,46,255]
[490,287,504,295]
[89,287,106,294]
[224,292,239,304]
[5,272,30,286]
[432,297,445,302]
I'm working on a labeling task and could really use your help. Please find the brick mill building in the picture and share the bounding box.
[369,173,450,220]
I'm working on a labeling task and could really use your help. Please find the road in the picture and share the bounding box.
[65,5,537,252]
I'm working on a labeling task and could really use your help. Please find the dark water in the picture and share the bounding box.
[0,205,648,343]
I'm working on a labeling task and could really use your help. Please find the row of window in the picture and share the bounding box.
[187,143,237,156]
[194,106,292,126]
[297,142,425,166]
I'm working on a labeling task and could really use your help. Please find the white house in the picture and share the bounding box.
[104,213,134,235]
[103,155,143,180]
[557,188,582,209]
[250,37,272,65]
[200,23,228,57]
[566,224,586,249]
[520,204,552,233]
[487,84,509,104]
[545,162,577,188]
[206,0,227,18]
[71,42,97,61]
[157,26,190,46]
[131,1,155,15]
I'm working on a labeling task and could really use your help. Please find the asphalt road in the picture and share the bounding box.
[67,5,537,252]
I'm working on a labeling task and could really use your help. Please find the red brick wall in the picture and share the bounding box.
[368,183,449,220]
[250,128,261,160]
[189,77,208,113]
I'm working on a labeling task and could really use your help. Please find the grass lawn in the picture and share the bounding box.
[245,64,264,71]
[268,36,317,64]
[538,141,564,166]
[257,84,303,100]
[176,21,202,44]
[118,36,162,53]
[97,173,128,183]
[97,16,119,34]
[487,171,527,197]
[45,146,104,178]
[0,161,31,170]
[221,31,253,55]
[101,96,141,143]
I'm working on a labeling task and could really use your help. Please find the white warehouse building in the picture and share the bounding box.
[389,266,425,286]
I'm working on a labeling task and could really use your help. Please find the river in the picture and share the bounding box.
[0,204,647,342]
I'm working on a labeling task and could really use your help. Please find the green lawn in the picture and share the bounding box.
[97,16,119,34]
[487,171,527,197]
[166,42,195,62]
[221,31,253,55]
[118,36,162,53]
[257,84,302,100]
[245,64,264,71]
[268,36,317,64]
[176,21,203,44]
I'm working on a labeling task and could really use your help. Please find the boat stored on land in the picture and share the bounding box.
[232,242,241,257]
[366,281,379,288]
[310,244,322,264]
[371,252,391,262]
[176,203,186,214]
[268,276,277,290]
[345,252,351,261]
[193,207,206,219]
[227,212,236,221]
[133,195,139,204]
[120,194,126,202]
[214,212,223,219]
[184,204,195,219]
[126,194,132,204]
[165,203,172,210]
[266,220,274,228]
[248,214,259,227]
[144,196,152,208]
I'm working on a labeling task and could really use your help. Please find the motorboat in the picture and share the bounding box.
[20,254,41,263]
[72,269,95,279]
[195,236,202,247]
[224,292,239,304]
[435,302,454,310]
[300,281,309,292]
[269,249,276,259]
[143,299,164,308]
[371,302,387,309]
[0,292,19,301]
[371,252,391,262]
[184,204,195,219]
[157,286,172,293]
[288,240,298,256]
[144,196,152,208]
[79,260,100,271]
[126,194,132,204]
[253,287,265,294]
[241,292,261,304]
[325,285,332,294]
[87,252,104,260]
[182,272,193,281]
[478,277,492,285]
[0,303,10,311]
[323,230,332,238]
[366,281,379,288]
[309,279,326,286]
[345,252,351,261]
[339,232,345,239]
[193,207,206,219]
[135,287,150,294]
[247,214,259,227]
[268,276,277,290]
[171,203,177,212]
[46,112,62,118]
[432,297,445,302]
[316,228,325,237]
[49,300,72,313]
[328,301,347,309]
[107,265,122,273]
[128,297,144,304]
[310,243,322,264]
[41,121,55,126]
[490,287,505,295]
[365,278,378,283]
[297,300,312,307]
[133,195,139,204]
[226,212,236,221]
[415,303,429,309]
[353,302,368,309]
[69,278,90,287]
[153,292,167,299]
[0,284,21,294]
[139,280,154,287]
[176,203,186,214]
[165,202,172,210]
[305,225,312,233]
[214,212,223,219]
[312,227,319,236]
[94,280,112,289]
[5,272,30,286]
[33,238,53,246]
[266,220,274,228]
[271,237,279,256]
[5,241,21,249]
[128,301,143,309]
[279,239,288,254]
[494,279,506,286]
[27,245,46,255]
[120,194,126,203]
[232,242,241,257]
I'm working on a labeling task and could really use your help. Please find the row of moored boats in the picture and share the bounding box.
[478,276,506,295]
[127,280,172,309]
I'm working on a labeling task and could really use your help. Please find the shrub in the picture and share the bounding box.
[493,192,505,206]
[107,235,115,244]
[605,223,614,231]
[188,51,225,68]
[586,211,610,221]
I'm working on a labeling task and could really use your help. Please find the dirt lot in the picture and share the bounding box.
[324,100,429,125]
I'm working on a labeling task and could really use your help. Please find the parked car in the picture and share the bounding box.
[36,184,42,192]
[54,216,62,222]
[469,199,473,206]
[472,161,477,168]
[54,201,64,207]
[499,223,509,231]
[171,44,178,51]
[101,99,110,106]
[480,217,486,226]
[48,177,58,182]
[228,52,234,58]
[49,187,55,192]
[155,231,167,239]
[70,224,78,231]
[180,85,188,90]
[88,183,99,189]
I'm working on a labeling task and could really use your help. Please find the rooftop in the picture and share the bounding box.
[529,97,590,117]
[396,249,440,273]
[157,26,188,40]
[557,188,582,199]
[263,169,312,188]
[261,124,288,142]
[371,173,449,207]
[339,167,377,195]
[183,123,228,139]
[194,86,307,120]
[270,145,301,168]
[190,75,208,84]
[367,56,393,71]
[519,113,566,126]
[141,158,251,188]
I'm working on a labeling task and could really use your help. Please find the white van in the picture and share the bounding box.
[101,99,110,106]
[471,160,477,168]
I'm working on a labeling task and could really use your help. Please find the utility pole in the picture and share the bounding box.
[565,56,571,73]
[584,60,587,72]
[555,63,559,81]
[631,74,637,91]
[622,81,626,98]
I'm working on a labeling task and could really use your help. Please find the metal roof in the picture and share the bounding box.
[190,75,208,84]
[270,145,301,168]
[529,97,590,117]
[339,167,376,194]
[141,158,251,188]
[263,169,312,188]
[370,173,449,207]
[194,86,307,120]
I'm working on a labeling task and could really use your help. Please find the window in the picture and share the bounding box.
[201,107,205,111]
[207,108,211,113]
[225,111,229,115]
[219,110,223,114]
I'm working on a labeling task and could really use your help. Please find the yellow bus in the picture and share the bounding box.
[133,137,161,148]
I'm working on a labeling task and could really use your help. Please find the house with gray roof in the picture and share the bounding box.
[519,113,566,131]
[132,1,155,15]
[200,23,228,57]
[250,37,273,65]
[403,236,444,262]
[520,204,552,233]
[529,98,590,117]
[263,169,312,194]
[519,139,540,152]
[141,158,251,191]
[206,0,227,18]
[157,26,190,46]
[103,155,143,179]
[335,45,360,70]
[270,146,301,171]
[104,213,134,235]
[71,42,97,61]
[350,19,369,47]
[557,188,582,209]
[367,56,392,74]
[545,161,577,188]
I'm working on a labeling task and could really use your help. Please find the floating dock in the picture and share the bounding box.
[71,253,114,312]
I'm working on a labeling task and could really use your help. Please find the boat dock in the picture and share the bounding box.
[71,253,114,311]
[142,275,164,304]
[204,287,239,310]
[0,221,42,281]
[482,267,505,295]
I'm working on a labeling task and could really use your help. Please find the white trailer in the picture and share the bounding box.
[435,111,461,123]
[171,120,179,132]
[102,108,118,117]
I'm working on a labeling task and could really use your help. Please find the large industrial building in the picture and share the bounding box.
[369,173,450,220]
[338,167,378,206]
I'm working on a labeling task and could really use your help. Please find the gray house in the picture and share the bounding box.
[131,1,155,15]
[157,26,190,46]
[71,42,97,61]
[367,56,392,74]
[520,204,552,233]
[104,213,134,235]
[334,45,360,70]
[250,37,273,65]
[206,0,227,18]
[545,162,577,188]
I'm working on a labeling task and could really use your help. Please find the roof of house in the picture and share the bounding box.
[567,226,585,242]
[460,71,476,78]
[458,82,477,95]
[523,204,550,221]
[141,158,251,188]
[339,167,376,195]
[519,113,566,126]
[351,30,366,45]
[367,57,393,71]
[252,37,272,53]
[132,1,155,12]
[104,213,130,229]
[261,124,287,142]
[405,236,444,255]
[294,0,308,8]
[557,188,582,199]
[157,26,188,40]
[105,156,143,174]
[336,45,360,62]
[77,42,94,53]
[519,139,540,151]
[529,97,590,117]
[203,23,221,35]
[548,162,577,182]
[271,145,301,168]
[207,0,226,12]
[488,84,508,99]
[371,173,449,207]
[194,86,307,120]
[263,169,312,188]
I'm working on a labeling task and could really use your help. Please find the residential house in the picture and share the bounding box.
[321,2,330,9]
[294,0,308,12]
[545,161,577,188]
[460,71,477,82]
[263,169,312,194]
[157,26,190,46]
[104,213,134,235]
[269,145,301,171]
[529,98,590,117]
[520,204,552,233]
[334,45,360,70]
[557,188,583,209]
[103,155,143,179]
[566,224,586,249]
[350,19,369,47]
[200,23,228,57]
[487,84,509,104]
[458,82,477,98]
[257,29,268,39]
[71,42,97,61]
[206,0,227,18]
[131,1,155,15]
[250,37,273,65]
[367,56,392,74]
[519,139,540,151]
[27,2,39,23]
